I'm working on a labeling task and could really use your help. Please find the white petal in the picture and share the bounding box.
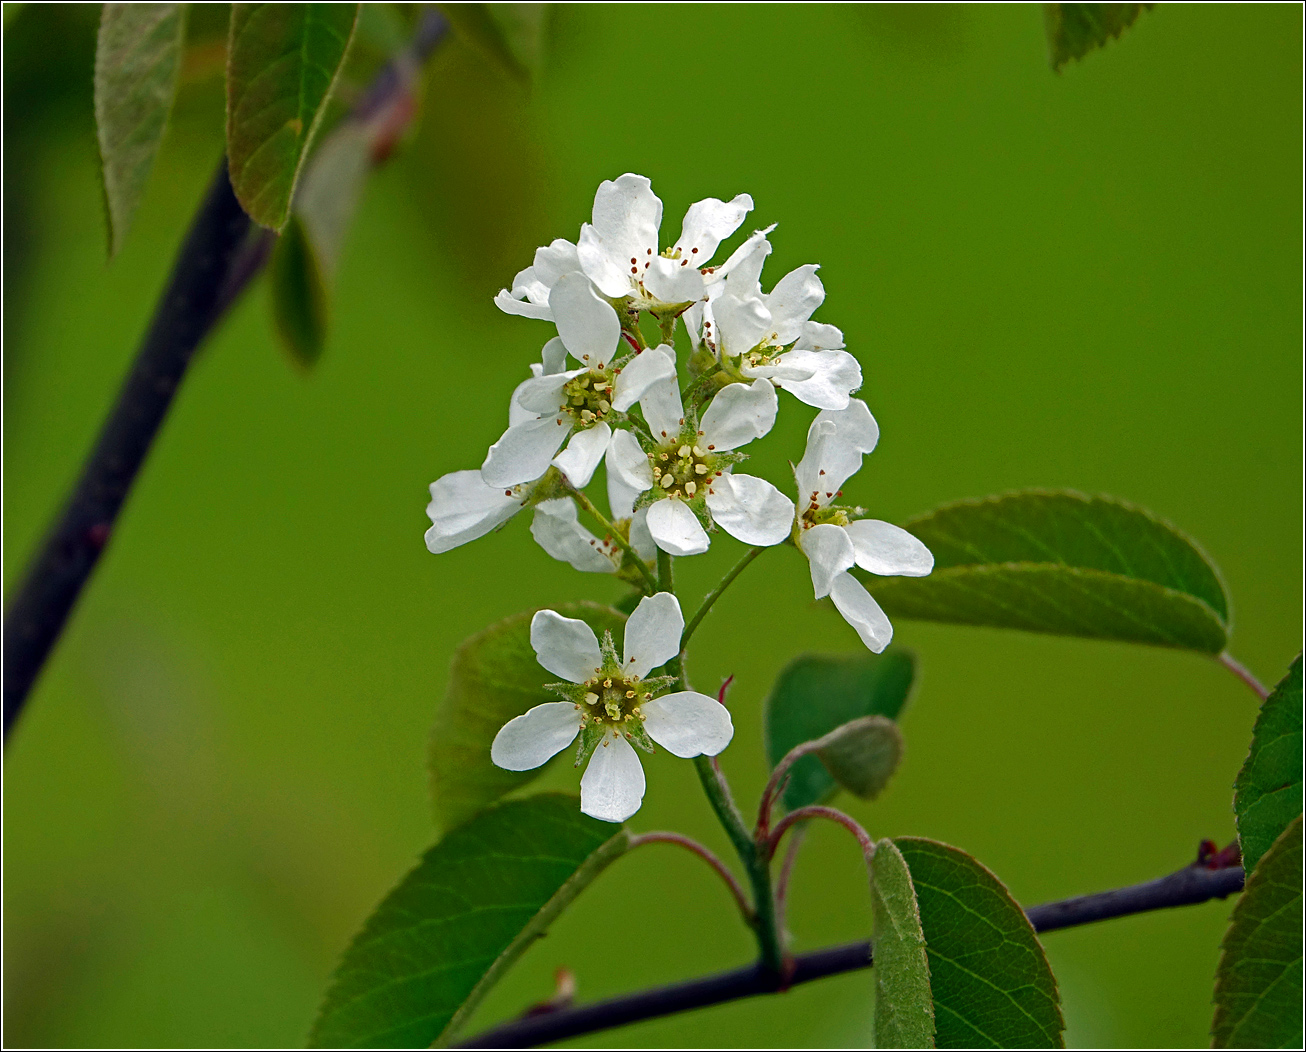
[829,572,894,653]
[714,225,776,280]
[540,336,568,375]
[705,472,795,546]
[629,506,656,562]
[490,702,580,771]
[641,691,734,758]
[606,427,654,492]
[683,299,705,351]
[845,519,935,577]
[577,223,632,298]
[646,498,710,556]
[722,238,771,298]
[550,272,620,369]
[640,373,685,441]
[424,470,528,553]
[530,609,603,682]
[612,345,676,412]
[643,256,705,305]
[481,414,570,488]
[794,400,879,500]
[800,523,856,599]
[608,471,640,518]
[673,193,753,263]
[531,499,617,573]
[552,423,611,487]
[699,379,778,451]
[494,287,553,321]
[509,375,538,427]
[622,592,683,678]
[793,320,845,351]
[514,371,572,414]
[767,349,862,411]
[580,732,646,823]
[714,293,772,356]
[590,173,662,263]
[531,238,581,286]
[764,264,824,344]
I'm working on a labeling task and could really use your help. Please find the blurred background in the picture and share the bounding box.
[3,4,1301,1047]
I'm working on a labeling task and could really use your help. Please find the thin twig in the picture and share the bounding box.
[628,832,755,925]
[680,545,767,649]
[455,861,1245,1048]
[1217,651,1270,701]
[768,804,876,862]
[1,9,450,743]
[567,487,658,594]
[774,819,809,931]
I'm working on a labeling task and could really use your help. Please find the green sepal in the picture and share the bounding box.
[523,466,571,507]
[544,681,587,705]
[621,719,657,754]
[598,630,621,670]
[639,674,678,696]
[574,722,606,768]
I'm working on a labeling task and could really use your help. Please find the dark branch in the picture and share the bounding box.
[2,9,448,743]
[456,861,1244,1048]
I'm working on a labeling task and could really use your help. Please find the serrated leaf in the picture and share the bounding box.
[1213,814,1304,1048]
[438,3,549,82]
[1236,656,1303,874]
[94,4,187,256]
[860,491,1229,653]
[817,715,904,801]
[310,794,628,1048]
[226,3,360,231]
[764,649,915,812]
[896,837,1065,1048]
[871,838,936,1048]
[269,213,329,369]
[1044,4,1150,71]
[429,602,627,834]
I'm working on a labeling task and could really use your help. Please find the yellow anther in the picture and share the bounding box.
[685,481,697,496]
[678,445,690,457]
[584,692,599,706]
[625,690,636,698]
[694,463,708,475]
[693,446,705,457]
[603,678,612,688]
[598,399,611,412]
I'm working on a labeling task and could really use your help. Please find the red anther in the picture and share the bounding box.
[716,675,734,706]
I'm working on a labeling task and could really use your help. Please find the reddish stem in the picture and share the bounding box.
[628,831,755,924]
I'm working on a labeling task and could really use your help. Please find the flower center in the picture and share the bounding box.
[562,369,615,427]
[800,501,849,530]
[580,672,651,727]
[649,441,721,500]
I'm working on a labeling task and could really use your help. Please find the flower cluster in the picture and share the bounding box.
[425,174,933,819]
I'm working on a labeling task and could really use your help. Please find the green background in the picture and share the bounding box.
[3,4,1300,1047]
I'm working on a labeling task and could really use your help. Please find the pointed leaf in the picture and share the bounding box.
[1044,4,1150,71]
[438,3,549,82]
[817,715,904,801]
[860,491,1229,653]
[429,602,627,833]
[1213,814,1304,1048]
[764,649,915,812]
[310,794,629,1048]
[871,838,936,1048]
[896,837,1065,1048]
[1236,655,1304,873]
[226,3,360,230]
[94,3,187,256]
[269,213,330,369]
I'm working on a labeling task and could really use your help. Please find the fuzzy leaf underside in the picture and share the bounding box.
[871,838,936,1048]
[1235,655,1304,873]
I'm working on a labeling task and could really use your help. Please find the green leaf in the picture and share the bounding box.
[429,601,627,833]
[871,838,936,1048]
[1236,656,1304,874]
[438,3,549,82]
[763,649,915,812]
[860,490,1229,653]
[226,3,360,231]
[310,793,629,1048]
[817,715,904,801]
[1213,814,1304,1048]
[94,3,187,256]
[269,213,329,369]
[1044,4,1150,71]
[896,837,1065,1048]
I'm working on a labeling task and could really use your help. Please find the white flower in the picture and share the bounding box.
[425,471,538,554]
[699,238,862,411]
[793,400,934,652]
[607,376,794,557]
[495,174,754,320]
[490,593,734,823]
[530,469,656,575]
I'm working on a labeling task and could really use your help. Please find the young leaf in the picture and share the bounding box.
[438,3,549,82]
[269,214,329,369]
[1044,4,1150,72]
[817,715,904,801]
[896,837,1065,1048]
[1212,814,1304,1048]
[226,3,361,231]
[860,491,1229,653]
[94,4,187,256]
[764,649,915,812]
[310,793,629,1048]
[871,838,936,1048]
[429,602,627,833]
[1235,655,1304,873]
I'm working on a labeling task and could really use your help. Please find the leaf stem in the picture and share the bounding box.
[680,545,767,651]
[628,832,754,925]
[1217,651,1270,701]
[768,805,876,864]
[566,487,658,593]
